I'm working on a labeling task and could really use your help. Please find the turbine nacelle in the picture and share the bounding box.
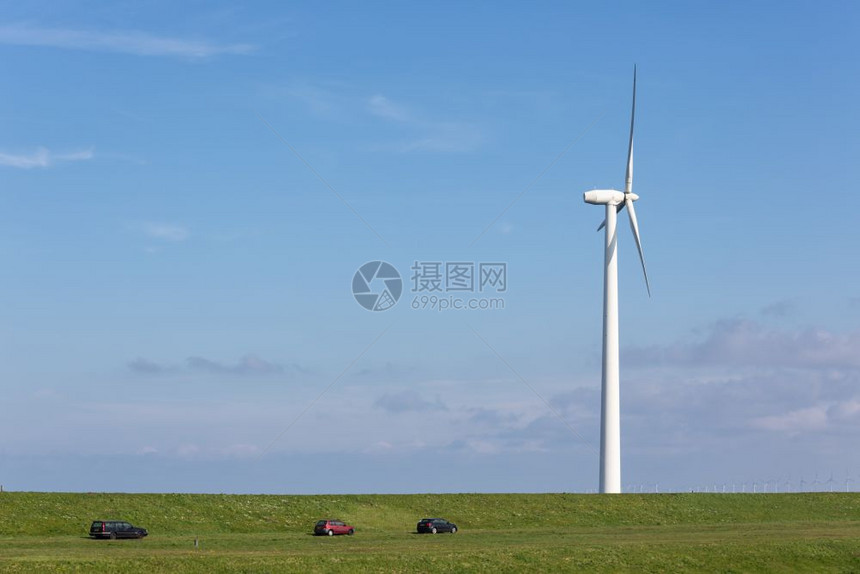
[583,189,625,205]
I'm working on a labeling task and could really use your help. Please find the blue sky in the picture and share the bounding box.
[2,1,859,494]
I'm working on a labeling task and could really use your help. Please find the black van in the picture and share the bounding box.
[89,520,148,539]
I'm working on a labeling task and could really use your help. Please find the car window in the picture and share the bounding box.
[316,520,326,526]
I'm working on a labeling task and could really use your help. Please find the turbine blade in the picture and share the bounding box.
[626,198,650,296]
[625,65,636,195]
[596,203,626,231]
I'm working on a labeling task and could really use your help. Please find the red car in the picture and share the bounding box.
[314,519,354,536]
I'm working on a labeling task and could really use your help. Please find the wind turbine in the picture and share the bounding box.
[583,66,650,494]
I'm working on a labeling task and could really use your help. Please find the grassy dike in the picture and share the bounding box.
[1,492,859,572]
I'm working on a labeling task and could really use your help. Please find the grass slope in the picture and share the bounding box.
[1,492,859,572]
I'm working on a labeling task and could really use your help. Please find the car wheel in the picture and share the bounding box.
[431,527,437,534]
[109,532,117,540]
[451,527,457,534]
[348,529,354,535]
[327,529,333,536]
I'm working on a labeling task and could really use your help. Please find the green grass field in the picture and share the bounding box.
[1,492,859,572]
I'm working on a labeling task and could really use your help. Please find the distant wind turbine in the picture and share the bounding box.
[583,66,651,494]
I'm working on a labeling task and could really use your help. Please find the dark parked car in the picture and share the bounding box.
[314,519,355,536]
[89,520,148,539]
[417,518,457,534]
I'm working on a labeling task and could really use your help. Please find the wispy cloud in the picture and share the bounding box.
[129,354,287,377]
[627,319,860,370]
[277,83,485,153]
[128,357,176,375]
[0,23,255,59]
[367,94,412,122]
[282,82,344,118]
[467,406,521,427]
[367,94,484,153]
[0,147,93,169]
[607,317,860,449]
[760,300,795,318]
[398,122,484,153]
[374,390,447,413]
[750,397,860,435]
[141,223,189,242]
[751,406,828,433]
[186,355,284,376]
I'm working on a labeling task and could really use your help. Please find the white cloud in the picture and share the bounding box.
[627,319,860,370]
[456,439,503,454]
[128,357,176,375]
[176,443,202,458]
[751,406,829,432]
[141,222,189,242]
[283,82,344,118]
[750,399,860,434]
[55,149,95,161]
[374,390,446,413]
[399,123,484,153]
[760,300,795,318]
[367,94,412,122]
[0,23,254,58]
[128,354,290,377]
[279,85,485,153]
[605,318,860,458]
[186,354,285,376]
[832,399,860,419]
[0,147,93,169]
[32,388,62,400]
[219,443,261,458]
[365,440,393,452]
[366,94,484,153]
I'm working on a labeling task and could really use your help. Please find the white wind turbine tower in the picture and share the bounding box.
[583,66,651,494]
